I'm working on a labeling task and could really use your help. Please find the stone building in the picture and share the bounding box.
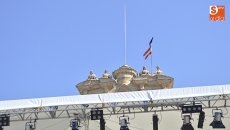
[76,65,174,95]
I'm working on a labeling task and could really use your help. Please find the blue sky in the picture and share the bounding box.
[0,1,229,100]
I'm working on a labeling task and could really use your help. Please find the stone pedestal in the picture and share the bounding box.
[113,65,137,85]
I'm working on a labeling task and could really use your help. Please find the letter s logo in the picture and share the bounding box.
[210,6,218,15]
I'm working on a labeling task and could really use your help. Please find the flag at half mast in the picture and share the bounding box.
[143,37,153,59]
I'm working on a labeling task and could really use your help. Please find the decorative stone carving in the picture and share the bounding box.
[132,77,148,91]
[99,78,116,93]
[154,66,164,75]
[87,70,97,80]
[145,74,174,90]
[77,70,116,95]
[77,65,174,95]
[101,70,111,78]
[77,78,116,95]
[112,65,137,86]
[139,66,150,76]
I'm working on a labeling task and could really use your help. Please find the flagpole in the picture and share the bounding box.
[151,47,152,75]
[150,37,153,75]
[124,4,127,65]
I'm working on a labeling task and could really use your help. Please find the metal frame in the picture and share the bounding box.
[0,94,229,122]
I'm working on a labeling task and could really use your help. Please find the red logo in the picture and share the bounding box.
[210,6,225,21]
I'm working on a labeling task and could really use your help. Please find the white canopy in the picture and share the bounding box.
[0,84,230,111]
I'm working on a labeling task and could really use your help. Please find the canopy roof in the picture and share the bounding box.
[1,84,230,111]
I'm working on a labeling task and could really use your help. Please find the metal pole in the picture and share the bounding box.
[150,37,153,75]
[124,4,127,65]
[100,118,105,130]
[152,114,158,130]
[151,47,152,75]
[85,116,89,130]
